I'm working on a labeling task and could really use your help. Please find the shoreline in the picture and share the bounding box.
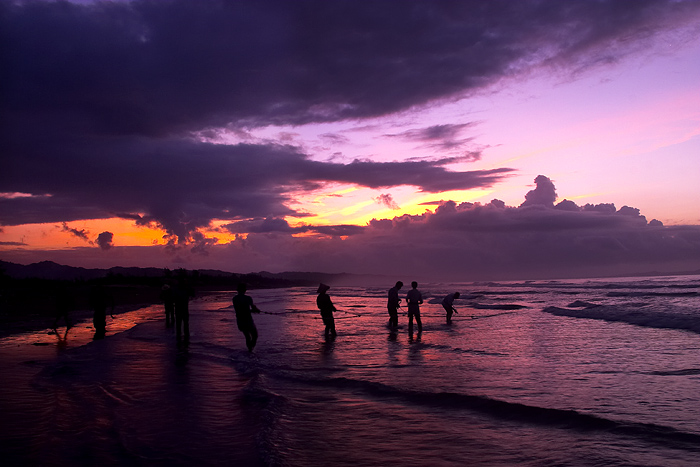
[0,302,161,340]
[0,286,232,340]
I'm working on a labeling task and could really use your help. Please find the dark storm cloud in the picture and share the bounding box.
[2,0,700,251]
[4,0,698,133]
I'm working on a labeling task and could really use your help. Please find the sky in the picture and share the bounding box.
[1,0,700,281]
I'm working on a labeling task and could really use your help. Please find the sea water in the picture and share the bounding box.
[1,275,698,466]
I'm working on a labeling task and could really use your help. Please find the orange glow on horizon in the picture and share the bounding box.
[0,218,168,250]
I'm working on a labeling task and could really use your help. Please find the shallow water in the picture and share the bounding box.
[1,276,699,466]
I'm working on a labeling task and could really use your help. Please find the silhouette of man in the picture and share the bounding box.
[442,292,460,324]
[160,284,176,326]
[387,281,403,328]
[173,275,194,341]
[406,281,423,333]
[316,283,337,337]
[90,285,115,339]
[232,283,261,352]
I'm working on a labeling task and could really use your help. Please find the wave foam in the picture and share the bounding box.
[542,306,700,334]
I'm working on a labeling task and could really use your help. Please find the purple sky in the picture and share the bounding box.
[1,0,699,280]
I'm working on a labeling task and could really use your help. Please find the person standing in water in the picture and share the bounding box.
[174,274,194,341]
[232,283,261,352]
[406,281,423,334]
[90,284,115,339]
[387,281,403,329]
[160,284,176,326]
[316,283,337,337]
[442,292,460,324]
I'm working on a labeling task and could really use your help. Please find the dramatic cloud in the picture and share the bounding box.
[4,0,698,133]
[1,1,699,278]
[0,135,513,240]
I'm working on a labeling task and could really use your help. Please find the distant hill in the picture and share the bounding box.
[0,260,166,281]
[0,260,390,287]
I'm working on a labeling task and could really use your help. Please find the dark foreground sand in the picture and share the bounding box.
[0,297,263,467]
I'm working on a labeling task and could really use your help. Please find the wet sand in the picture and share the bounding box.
[0,298,263,466]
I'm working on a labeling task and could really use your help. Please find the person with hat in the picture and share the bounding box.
[316,283,337,337]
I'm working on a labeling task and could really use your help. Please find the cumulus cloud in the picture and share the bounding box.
[520,175,557,208]
[95,231,114,250]
[233,179,697,280]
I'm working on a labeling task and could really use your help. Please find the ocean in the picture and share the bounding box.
[1,275,699,466]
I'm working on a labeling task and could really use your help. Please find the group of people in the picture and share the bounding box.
[228,281,461,352]
[386,281,460,332]
[51,278,459,351]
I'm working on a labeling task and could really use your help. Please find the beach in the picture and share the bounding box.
[1,276,699,466]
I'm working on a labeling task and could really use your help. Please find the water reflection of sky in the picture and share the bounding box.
[0,305,165,360]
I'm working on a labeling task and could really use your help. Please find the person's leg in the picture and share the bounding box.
[415,311,422,332]
[175,310,183,338]
[408,311,414,333]
[183,308,190,339]
[328,315,336,336]
[249,324,258,351]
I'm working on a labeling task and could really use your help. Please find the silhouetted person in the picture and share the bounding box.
[160,284,176,326]
[387,281,403,328]
[51,287,74,332]
[406,281,423,334]
[174,276,194,341]
[316,283,337,337]
[90,285,115,339]
[442,292,460,324]
[232,283,260,352]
